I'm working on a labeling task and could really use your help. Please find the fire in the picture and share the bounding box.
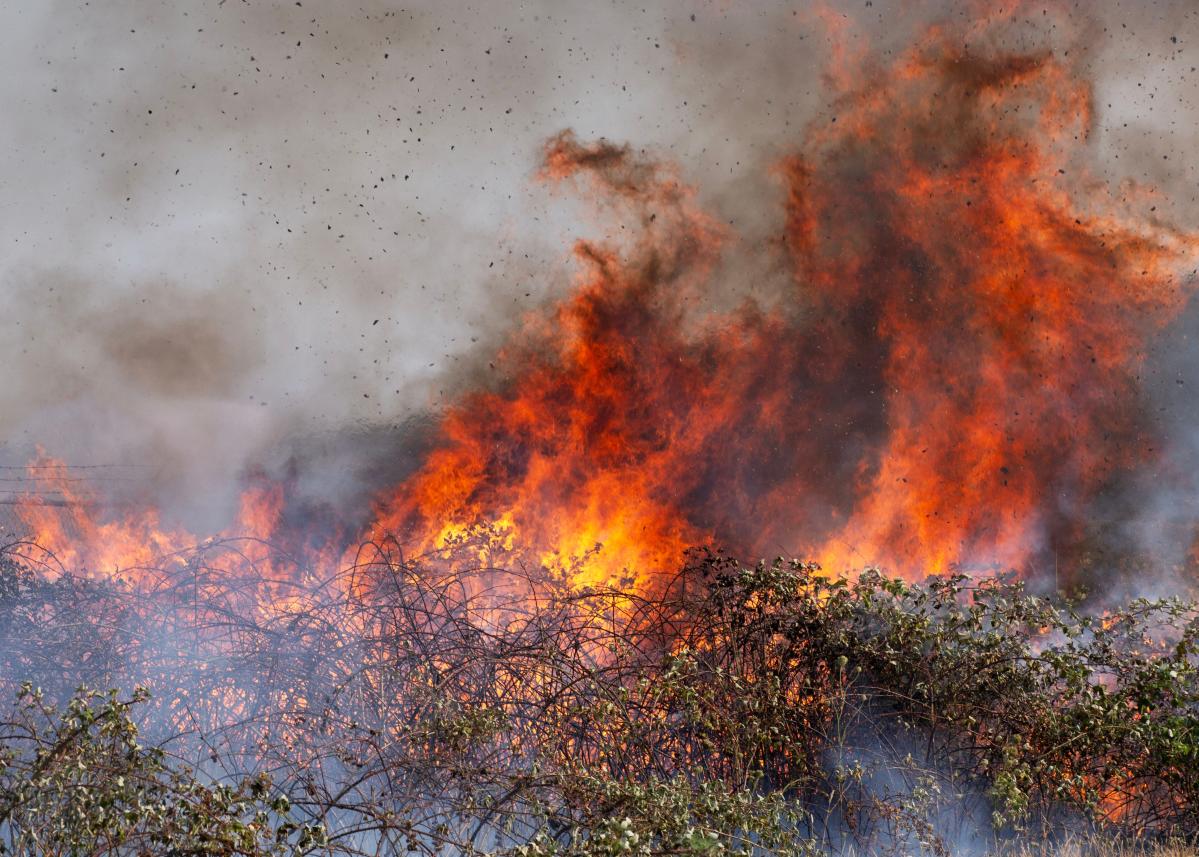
[9,9,1199,593]
[790,41,1197,577]
[12,454,193,579]
[367,24,1199,587]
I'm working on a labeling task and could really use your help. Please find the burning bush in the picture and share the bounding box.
[0,541,1196,855]
[6,3,1199,855]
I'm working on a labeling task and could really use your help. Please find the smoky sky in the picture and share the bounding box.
[1,0,1198,534]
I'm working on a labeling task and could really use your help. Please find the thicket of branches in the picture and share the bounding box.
[0,535,1196,855]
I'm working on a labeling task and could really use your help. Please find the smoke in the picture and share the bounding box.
[2,0,1199,578]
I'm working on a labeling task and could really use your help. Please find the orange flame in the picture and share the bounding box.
[367,25,1198,588]
[9,9,1199,595]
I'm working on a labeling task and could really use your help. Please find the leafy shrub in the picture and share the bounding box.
[0,684,322,855]
[0,541,1195,854]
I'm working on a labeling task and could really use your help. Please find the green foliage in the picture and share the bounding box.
[495,551,1199,853]
[0,684,323,856]
[0,541,1197,854]
[649,553,1199,839]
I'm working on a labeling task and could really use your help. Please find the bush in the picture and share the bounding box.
[0,684,323,856]
[0,541,1195,854]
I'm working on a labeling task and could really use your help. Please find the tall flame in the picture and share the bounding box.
[367,25,1198,588]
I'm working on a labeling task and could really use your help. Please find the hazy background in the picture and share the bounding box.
[0,0,1196,533]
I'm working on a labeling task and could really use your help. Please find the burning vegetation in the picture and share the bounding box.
[0,545,1197,854]
[2,4,1199,855]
